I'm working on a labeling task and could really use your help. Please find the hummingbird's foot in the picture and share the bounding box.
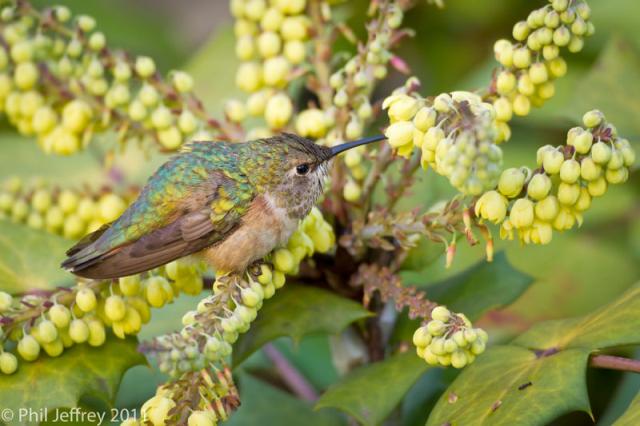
[212,272,242,294]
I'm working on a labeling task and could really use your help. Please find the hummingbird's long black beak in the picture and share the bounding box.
[329,135,386,158]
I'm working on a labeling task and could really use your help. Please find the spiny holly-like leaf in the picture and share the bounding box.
[233,285,371,366]
[426,346,592,426]
[613,391,640,426]
[422,252,533,321]
[429,285,640,425]
[315,351,429,426]
[227,373,344,426]
[0,220,73,293]
[0,335,144,426]
[515,282,640,351]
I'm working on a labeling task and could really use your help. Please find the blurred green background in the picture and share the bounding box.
[1,0,639,425]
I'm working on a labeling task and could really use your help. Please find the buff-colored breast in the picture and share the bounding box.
[202,193,297,274]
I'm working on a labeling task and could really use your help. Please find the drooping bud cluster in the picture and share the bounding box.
[0,258,204,375]
[0,177,134,238]
[323,2,406,195]
[384,89,503,195]
[413,306,488,368]
[142,207,334,377]
[475,110,634,245]
[490,0,594,136]
[125,365,239,426]
[225,0,311,134]
[0,1,221,155]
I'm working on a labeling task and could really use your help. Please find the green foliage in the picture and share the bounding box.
[426,346,592,426]
[422,252,533,321]
[515,282,640,351]
[570,37,640,136]
[316,351,429,426]
[0,336,144,425]
[0,221,72,292]
[233,285,372,365]
[613,391,640,426]
[227,373,342,426]
[428,284,640,425]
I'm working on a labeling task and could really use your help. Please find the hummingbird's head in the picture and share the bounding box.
[258,133,385,219]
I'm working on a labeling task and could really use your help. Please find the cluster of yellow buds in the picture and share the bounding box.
[0,257,204,375]
[475,110,634,245]
[126,365,237,426]
[0,2,213,155]
[0,177,131,239]
[490,0,594,137]
[227,0,310,133]
[413,306,488,368]
[323,2,406,195]
[384,89,503,195]
[145,207,334,377]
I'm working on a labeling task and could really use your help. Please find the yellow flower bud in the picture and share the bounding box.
[257,31,282,58]
[512,94,531,116]
[235,35,255,60]
[534,195,559,221]
[246,90,270,116]
[587,177,607,197]
[527,173,552,200]
[261,8,284,31]
[384,121,414,148]
[224,99,247,123]
[264,92,292,129]
[236,62,263,93]
[413,106,437,132]
[62,99,92,133]
[280,16,309,41]
[262,56,290,87]
[135,56,156,78]
[157,126,182,150]
[557,182,580,205]
[498,168,526,198]
[510,198,535,228]
[580,157,601,181]
[99,193,126,222]
[343,180,361,202]
[474,190,508,224]
[496,71,516,95]
[284,40,306,64]
[387,95,419,122]
[295,108,327,138]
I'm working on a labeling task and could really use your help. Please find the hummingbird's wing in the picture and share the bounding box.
[62,143,254,279]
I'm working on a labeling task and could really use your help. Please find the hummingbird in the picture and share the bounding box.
[62,133,385,280]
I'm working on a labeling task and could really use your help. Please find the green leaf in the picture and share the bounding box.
[420,252,534,321]
[570,37,640,136]
[429,286,640,425]
[226,373,344,426]
[514,283,640,351]
[613,391,640,426]
[0,220,74,293]
[233,285,371,366]
[426,346,591,426]
[315,351,429,426]
[0,336,144,426]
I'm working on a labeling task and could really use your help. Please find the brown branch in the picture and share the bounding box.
[263,343,319,401]
[590,355,640,373]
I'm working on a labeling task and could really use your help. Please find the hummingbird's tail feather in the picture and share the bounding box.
[61,211,221,279]
[64,223,111,257]
[62,238,193,279]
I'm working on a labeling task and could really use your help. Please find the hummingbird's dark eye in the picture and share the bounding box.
[296,163,310,175]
